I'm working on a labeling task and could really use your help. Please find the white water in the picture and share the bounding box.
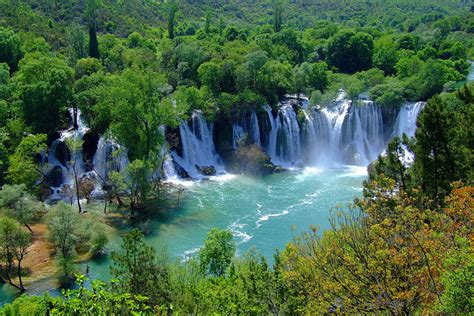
[91,137,129,187]
[232,124,245,149]
[44,94,427,190]
[172,110,224,178]
[250,112,261,147]
[392,102,425,138]
[47,109,89,200]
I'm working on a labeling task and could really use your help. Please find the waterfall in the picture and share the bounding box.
[232,124,245,149]
[391,102,425,138]
[277,104,302,165]
[250,112,261,147]
[92,137,129,183]
[163,154,179,180]
[46,109,89,198]
[262,93,389,168]
[172,110,224,178]
[340,101,385,165]
[301,108,331,166]
[263,105,278,162]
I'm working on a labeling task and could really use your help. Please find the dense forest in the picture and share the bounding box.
[0,0,473,314]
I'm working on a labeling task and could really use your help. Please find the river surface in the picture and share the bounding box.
[0,166,367,303]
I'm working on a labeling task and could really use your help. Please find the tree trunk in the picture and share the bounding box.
[17,260,25,293]
[72,163,82,213]
[24,223,33,234]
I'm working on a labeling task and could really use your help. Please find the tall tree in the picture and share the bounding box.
[14,53,74,134]
[0,27,22,73]
[199,228,236,277]
[0,217,31,293]
[46,202,83,285]
[0,184,39,233]
[85,0,101,59]
[6,134,47,191]
[111,229,171,307]
[167,1,178,40]
[273,0,284,33]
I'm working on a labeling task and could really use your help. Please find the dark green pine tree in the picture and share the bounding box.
[273,0,283,32]
[85,0,101,59]
[88,26,100,59]
[167,1,178,39]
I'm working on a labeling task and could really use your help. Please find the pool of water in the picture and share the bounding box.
[0,166,367,303]
[84,166,367,281]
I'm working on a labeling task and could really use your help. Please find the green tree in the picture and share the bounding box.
[0,27,22,72]
[273,0,284,33]
[414,94,472,205]
[14,53,74,134]
[85,0,101,59]
[46,202,83,285]
[167,1,178,40]
[0,217,31,293]
[327,30,374,73]
[0,184,39,233]
[110,159,152,215]
[98,69,183,161]
[67,24,87,61]
[199,228,236,277]
[198,61,222,94]
[111,229,171,307]
[6,134,47,190]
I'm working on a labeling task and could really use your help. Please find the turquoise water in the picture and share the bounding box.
[0,166,367,303]
[84,166,367,282]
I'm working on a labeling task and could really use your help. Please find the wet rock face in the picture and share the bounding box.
[45,166,64,188]
[166,128,183,157]
[213,116,233,162]
[47,131,61,147]
[173,161,190,179]
[198,166,217,176]
[54,141,71,167]
[82,132,100,170]
[38,183,54,201]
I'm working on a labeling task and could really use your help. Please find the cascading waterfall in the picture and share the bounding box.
[232,124,245,149]
[250,112,261,147]
[172,110,224,178]
[339,101,385,166]
[389,101,426,165]
[392,102,425,138]
[277,104,302,165]
[46,109,89,199]
[263,105,278,162]
[43,94,428,192]
[301,108,331,166]
[92,137,129,184]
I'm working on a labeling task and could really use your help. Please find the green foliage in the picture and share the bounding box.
[414,94,473,204]
[46,202,86,285]
[0,27,22,72]
[327,30,374,73]
[199,228,236,277]
[6,134,46,190]
[111,229,171,308]
[13,53,74,134]
[0,184,39,232]
[0,217,31,292]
